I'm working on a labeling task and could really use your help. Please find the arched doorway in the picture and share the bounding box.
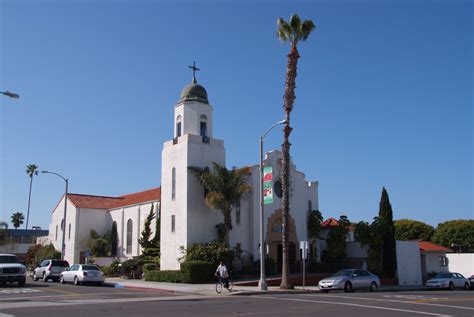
[266,209,299,273]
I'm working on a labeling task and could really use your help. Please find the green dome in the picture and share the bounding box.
[179,82,209,104]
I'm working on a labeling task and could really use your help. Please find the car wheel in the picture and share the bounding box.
[464,283,470,291]
[18,279,26,287]
[96,282,103,286]
[59,275,65,284]
[344,282,353,293]
[370,282,378,292]
[32,272,38,282]
[448,282,454,290]
[74,276,80,286]
[42,272,48,282]
[321,290,329,293]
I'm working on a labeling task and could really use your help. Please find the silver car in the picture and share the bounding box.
[59,264,105,286]
[33,259,70,282]
[318,269,380,293]
[426,272,470,290]
[0,254,27,287]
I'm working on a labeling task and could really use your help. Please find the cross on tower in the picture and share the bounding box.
[188,61,200,83]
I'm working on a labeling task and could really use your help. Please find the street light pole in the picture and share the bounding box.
[259,119,287,291]
[41,170,68,260]
[1,91,20,98]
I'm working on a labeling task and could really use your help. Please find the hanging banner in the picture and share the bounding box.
[263,166,273,204]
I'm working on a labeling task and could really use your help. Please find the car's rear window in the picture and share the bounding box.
[0,255,19,263]
[51,260,69,267]
[82,265,100,271]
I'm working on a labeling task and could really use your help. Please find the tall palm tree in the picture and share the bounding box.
[276,14,315,289]
[25,164,38,230]
[11,212,25,229]
[189,162,251,246]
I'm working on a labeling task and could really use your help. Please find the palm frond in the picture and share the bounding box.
[301,20,316,41]
[276,17,290,42]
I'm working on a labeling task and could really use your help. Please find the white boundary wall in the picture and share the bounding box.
[396,241,423,285]
[446,253,474,277]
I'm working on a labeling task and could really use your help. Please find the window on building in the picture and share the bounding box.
[236,200,241,224]
[61,219,64,231]
[68,223,71,240]
[171,215,175,233]
[55,225,58,241]
[308,200,312,212]
[439,256,449,266]
[200,114,207,137]
[172,167,176,200]
[176,115,182,137]
[126,219,133,254]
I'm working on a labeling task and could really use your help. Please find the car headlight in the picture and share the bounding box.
[20,267,26,273]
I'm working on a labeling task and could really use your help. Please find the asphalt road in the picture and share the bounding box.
[1,280,473,317]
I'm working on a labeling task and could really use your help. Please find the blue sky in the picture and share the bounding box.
[1,0,472,230]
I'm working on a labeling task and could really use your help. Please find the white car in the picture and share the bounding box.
[0,254,27,287]
[426,272,470,290]
[59,264,105,286]
[318,269,380,293]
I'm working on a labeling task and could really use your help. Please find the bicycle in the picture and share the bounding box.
[215,276,233,293]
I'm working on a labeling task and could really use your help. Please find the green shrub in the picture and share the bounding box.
[179,241,234,268]
[120,256,158,279]
[144,270,184,283]
[143,263,159,272]
[101,265,120,277]
[307,261,338,273]
[181,261,214,283]
[265,257,276,275]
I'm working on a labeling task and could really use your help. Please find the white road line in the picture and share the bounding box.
[254,295,453,317]
[0,291,172,302]
[0,314,16,317]
[0,295,216,310]
[301,293,474,311]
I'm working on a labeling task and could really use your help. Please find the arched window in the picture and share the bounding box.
[176,115,182,137]
[172,167,176,200]
[235,200,241,224]
[126,219,133,254]
[55,225,58,241]
[68,223,71,240]
[200,114,207,137]
[308,200,313,212]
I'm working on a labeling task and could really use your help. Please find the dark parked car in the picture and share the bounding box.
[32,259,69,282]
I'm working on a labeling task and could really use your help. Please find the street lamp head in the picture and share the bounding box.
[1,91,20,99]
[278,119,288,125]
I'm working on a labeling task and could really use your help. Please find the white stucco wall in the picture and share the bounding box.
[396,241,423,285]
[424,252,449,275]
[161,129,225,270]
[446,253,474,277]
[346,241,368,258]
[174,101,213,138]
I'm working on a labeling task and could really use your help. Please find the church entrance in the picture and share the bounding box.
[266,209,299,273]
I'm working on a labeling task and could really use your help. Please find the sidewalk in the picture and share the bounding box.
[105,277,426,296]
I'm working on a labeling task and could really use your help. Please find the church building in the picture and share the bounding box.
[47,66,319,272]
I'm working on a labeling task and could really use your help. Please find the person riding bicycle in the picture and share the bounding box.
[215,261,229,289]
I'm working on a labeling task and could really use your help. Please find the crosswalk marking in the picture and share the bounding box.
[0,288,41,295]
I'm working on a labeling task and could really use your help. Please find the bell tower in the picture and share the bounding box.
[160,63,226,270]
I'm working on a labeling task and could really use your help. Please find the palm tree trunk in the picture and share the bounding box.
[280,43,299,289]
[26,176,33,230]
[224,209,232,246]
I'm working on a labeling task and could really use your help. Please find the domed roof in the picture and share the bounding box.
[178,80,209,104]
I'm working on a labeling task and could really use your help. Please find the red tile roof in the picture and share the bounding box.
[419,241,452,252]
[67,187,161,209]
[321,217,339,228]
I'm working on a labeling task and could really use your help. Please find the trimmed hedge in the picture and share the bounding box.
[181,261,214,283]
[143,263,159,272]
[145,270,184,283]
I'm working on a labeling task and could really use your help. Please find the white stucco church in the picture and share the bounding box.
[48,68,319,271]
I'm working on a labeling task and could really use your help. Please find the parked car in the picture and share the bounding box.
[32,259,70,282]
[425,272,470,290]
[0,254,27,287]
[59,264,105,286]
[318,269,380,293]
[469,275,474,290]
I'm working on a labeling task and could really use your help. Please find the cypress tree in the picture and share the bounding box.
[111,222,118,257]
[379,187,397,277]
